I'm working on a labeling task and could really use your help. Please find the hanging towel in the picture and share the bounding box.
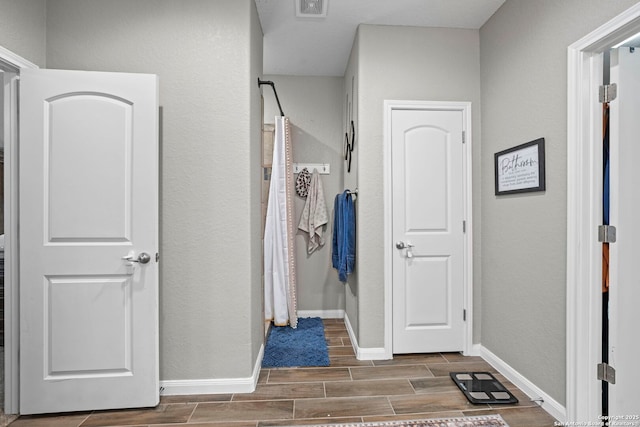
[298,169,329,254]
[332,191,355,282]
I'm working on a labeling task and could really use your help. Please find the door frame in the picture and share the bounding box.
[0,45,38,415]
[383,100,473,359]
[566,3,640,422]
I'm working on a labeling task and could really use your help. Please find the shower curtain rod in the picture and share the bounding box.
[257,78,285,117]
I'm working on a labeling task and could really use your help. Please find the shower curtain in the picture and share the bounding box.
[264,116,298,328]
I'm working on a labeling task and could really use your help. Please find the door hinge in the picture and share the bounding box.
[597,363,616,384]
[598,225,616,243]
[463,221,466,233]
[463,309,467,321]
[599,83,617,103]
[462,131,466,144]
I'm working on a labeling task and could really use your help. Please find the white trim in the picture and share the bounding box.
[160,378,256,395]
[344,311,358,355]
[461,103,474,357]
[344,312,389,360]
[0,45,38,415]
[2,69,19,417]
[298,309,345,319]
[566,3,640,423]
[383,98,394,359]
[479,345,566,423]
[356,347,388,361]
[160,344,264,396]
[470,343,482,357]
[383,100,473,358]
[0,45,38,70]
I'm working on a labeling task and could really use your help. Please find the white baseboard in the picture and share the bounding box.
[298,309,345,319]
[479,345,566,423]
[357,346,390,360]
[470,343,482,357]
[160,343,264,396]
[344,313,392,360]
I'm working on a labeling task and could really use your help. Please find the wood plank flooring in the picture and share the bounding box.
[10,319,558,427]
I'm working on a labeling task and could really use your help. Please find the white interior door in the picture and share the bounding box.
[391,107,466,354]
[19,68,159,414]
[608,47,640,415]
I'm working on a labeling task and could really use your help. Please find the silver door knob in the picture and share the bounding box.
[395,241,414,249]
[122,252,151,264]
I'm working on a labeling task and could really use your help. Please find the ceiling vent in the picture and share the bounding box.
[296,0,328,18]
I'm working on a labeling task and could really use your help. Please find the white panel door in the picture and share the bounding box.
[608,47,640,415]
[392,108,465,353]
[19,68,159,414]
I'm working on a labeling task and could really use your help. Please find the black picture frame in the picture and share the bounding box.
[494,138,546,195]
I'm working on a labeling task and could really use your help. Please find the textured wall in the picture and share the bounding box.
[355,25,482,348]
[45,0,263,380]
[480,0,640,406]
[263,75,346,314]
[249,0,265,370]
[0,0,46,67]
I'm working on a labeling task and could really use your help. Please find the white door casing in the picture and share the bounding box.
[385,101,472,356]
[19,68,159,414]
[607,47,640,416]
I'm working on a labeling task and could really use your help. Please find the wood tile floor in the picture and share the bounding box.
[10,319,558,427]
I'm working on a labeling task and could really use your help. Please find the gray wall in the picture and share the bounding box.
[479,0,640,406]
[249,0,265,370]
[44,0,264,380]
[354,25,482,347]
[0,0,46,67]
[262,75,346,314]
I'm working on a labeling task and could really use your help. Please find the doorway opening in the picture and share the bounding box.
[0,45,39,417]
[566,2,640,422]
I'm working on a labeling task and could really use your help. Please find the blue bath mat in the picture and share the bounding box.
[262,317,330,368]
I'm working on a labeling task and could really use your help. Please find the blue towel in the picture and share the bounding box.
[332,191,355,282]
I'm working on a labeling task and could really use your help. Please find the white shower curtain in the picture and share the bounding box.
[264,116,298,328]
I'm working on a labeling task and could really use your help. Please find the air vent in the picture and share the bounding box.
[296,0,328,18]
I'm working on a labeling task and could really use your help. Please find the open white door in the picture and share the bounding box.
[608,47,640,415]
[19,68,159,414]
[391,106,467,354]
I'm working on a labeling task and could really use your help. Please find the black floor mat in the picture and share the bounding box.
[449,371,519,404]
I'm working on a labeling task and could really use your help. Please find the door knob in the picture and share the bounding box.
[122,252,151,264]
[395,241,414,249]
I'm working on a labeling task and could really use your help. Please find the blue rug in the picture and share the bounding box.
[262,317,330,368]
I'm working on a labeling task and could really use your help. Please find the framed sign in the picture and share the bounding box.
[494,138,545,195]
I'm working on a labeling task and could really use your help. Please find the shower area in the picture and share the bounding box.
[259,76,348,327]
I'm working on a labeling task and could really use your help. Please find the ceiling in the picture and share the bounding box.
[255,0,506,76]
